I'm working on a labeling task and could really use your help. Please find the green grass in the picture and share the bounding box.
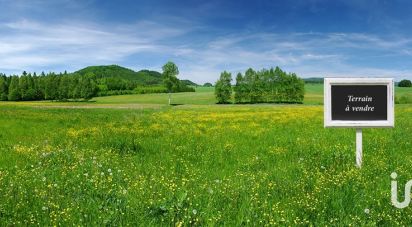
[93,84,412,105]
[92,87,216,105]
[1,84,412,225]
[1,104,412,225]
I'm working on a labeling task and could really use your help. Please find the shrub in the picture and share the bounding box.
[398,79,412,87]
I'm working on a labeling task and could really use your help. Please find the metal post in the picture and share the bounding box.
[356,128,362,168]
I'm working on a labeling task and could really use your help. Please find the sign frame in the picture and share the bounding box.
[324,78,394,128]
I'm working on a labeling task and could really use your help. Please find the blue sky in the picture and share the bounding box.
[1,0,412,83]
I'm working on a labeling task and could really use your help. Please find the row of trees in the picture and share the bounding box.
[215,67,305,104]
[0,62,195,102]
[0,72,97,101]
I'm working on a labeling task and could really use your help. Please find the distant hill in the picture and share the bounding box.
[75,65,196,86]
[180,79,198,86]
[303,77,324,84]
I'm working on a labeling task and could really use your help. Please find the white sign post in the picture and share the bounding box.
[356,128,362,168]
[324,78,394,168]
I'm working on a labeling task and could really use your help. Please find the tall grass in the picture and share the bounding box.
[0,105,412,225]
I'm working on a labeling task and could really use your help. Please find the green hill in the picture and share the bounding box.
[181,79,198,86]
[75,65,196,86]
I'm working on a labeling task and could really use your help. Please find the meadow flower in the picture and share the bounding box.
[364,208,370,214]
[192,209,197,215]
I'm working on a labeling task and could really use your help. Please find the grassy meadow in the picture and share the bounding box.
[1,84,412,225]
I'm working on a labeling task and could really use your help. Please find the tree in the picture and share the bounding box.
[19,75,29,100]
[234,73,245,103]
[231,66,305,104]
[58,75,71,100]
[162,61,180,105]
[203,82,213,87]
[0,75,8,101]
[80,73,98,100]
[8,76,21,101]
[399,79,412,87]
[215,71,232,104]
[25,74,36,100]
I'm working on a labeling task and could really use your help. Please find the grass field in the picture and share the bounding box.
[1,84,412,225]
[94,84,412,105]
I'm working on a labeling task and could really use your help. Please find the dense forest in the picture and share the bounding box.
[0,65,195,101]
[215,66,305,104]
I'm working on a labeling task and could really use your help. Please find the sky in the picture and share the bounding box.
[1,0,412,83]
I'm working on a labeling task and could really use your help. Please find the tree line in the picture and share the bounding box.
[0,71,98,101]
[215,67,305,104]
[0,63,195,102]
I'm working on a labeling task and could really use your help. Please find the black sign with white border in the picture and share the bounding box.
[324,78,394,128]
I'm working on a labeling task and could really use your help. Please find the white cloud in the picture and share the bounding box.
[1,17,412,84]
[0,19,186,73]
[177,32,412,83]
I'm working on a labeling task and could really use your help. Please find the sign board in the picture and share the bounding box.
[324,78,394,128]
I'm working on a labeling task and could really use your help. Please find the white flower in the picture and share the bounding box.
[42,177,46,182]
[42,206,48,211]
[108,168,112,173]
[192,209,197,215]
[364,208,370,214]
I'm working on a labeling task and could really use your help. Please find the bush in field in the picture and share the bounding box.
[215,71,232,104]
[398,79,412,87]
[218,66,304,104]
